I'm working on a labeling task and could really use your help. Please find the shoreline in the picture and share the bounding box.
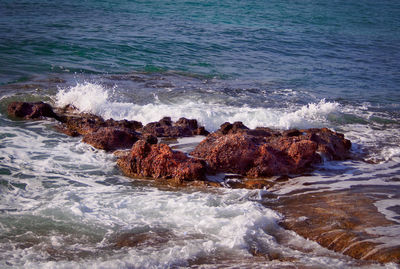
[5,100,400,265]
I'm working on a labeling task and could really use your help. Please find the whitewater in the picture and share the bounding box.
[1,77,399,268]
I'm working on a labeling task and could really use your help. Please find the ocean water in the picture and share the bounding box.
[0,0,400,268]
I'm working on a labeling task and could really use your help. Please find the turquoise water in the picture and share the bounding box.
[1,0,399,103]
[1,1,400,268]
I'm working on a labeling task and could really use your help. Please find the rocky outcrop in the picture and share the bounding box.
[7,101,59,120]
[191,122,351,178]
[142,117,209,137]
[7,102,351,179]
[117,140,207,184]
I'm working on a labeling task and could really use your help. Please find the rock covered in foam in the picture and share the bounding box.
[142,117,209,137]
[191,122,351,177]
[7,101,59,120]
[117,140,207,184]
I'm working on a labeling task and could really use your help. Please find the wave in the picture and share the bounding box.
[55,82,340,131]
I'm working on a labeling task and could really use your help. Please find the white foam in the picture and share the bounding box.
[1,118,370,268]
[54,82,340,131]
[3,81,400,268]
[55,82,110,115]
[382,147,400,161]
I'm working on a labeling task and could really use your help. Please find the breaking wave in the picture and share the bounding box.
[55,82,340,131]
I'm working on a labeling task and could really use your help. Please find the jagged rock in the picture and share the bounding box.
[60,114,105,136]
[142,117,209,137]
[217,121,249,135]
[117,140,207,183]
[82,127,140,151]
[105,118,143,131]
[309,127,352,160]
[191,122,351,177]
[59,114,143,137]
[7,101,59,120]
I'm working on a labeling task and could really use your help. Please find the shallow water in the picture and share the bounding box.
[0,74,399,268]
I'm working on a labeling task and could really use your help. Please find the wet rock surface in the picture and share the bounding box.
[191,122,351,177]
[7,101,59,120]
[142,116,209,137]
[266,186,400,263]
[117,140,207,184]
[82,127,140,151]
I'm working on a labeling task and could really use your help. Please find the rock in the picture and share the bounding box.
[82,127,140,151]
[192,133,260,175]
[117,140,207,183]
[142,117,209,137]
[142,133,158,144]
[105,118,143,131]
[226,178,274,189]
[191,122,350,178]
[60,114,105,136]
[308,128,352,160]
[267,187,400,264]
[60,114,143,137]
[112,230,173,249]
[7,101,59,120]
[217,121,249,135]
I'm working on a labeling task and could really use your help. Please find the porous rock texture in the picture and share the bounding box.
[191,122,351,178]
[117,140,207,184]
[142,116,209,137]
[7,101,59,120]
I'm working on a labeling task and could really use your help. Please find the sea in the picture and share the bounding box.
[0,0,399,268]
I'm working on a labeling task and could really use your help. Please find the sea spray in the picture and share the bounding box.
[55,82,341,131]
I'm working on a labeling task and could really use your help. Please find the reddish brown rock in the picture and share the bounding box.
[308,127,352,160]
[191,122,350,178]
[226,178,274,189]
[60,114,105,136]
[142,117,209,137]
[217,121,249,135]
[112,230,173,249]
[117,140,206,183]
[7,101,59,120]
[82,127,140,151]
[267,187,400,264]
[59,114,143,137]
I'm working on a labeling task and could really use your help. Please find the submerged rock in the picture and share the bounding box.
[142,117,209,137]
[117,140,207,183]
[191,122,351,178]
[7,101,59,120]
[268,187,400,264]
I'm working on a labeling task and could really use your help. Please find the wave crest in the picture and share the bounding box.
[55,82,340,131]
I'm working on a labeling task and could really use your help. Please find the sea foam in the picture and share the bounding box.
[55,82,340,131]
